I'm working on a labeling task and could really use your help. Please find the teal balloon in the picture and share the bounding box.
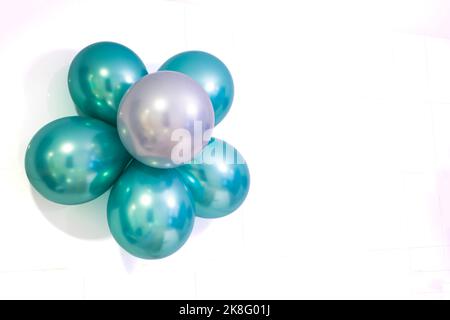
[25,116,131,205]
[159,51,234,125]
[107,161,195,259]
[177,138,250,219]
[68,41,147,125]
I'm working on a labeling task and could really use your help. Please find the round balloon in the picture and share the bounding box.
[68,41,147,125]
[25,116,131,205]
[159,51,234,125]
[107,161,195,259]
[117,71,215,169]
[176,138,250,218]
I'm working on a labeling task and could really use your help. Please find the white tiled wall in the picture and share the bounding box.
[2,0,450,299]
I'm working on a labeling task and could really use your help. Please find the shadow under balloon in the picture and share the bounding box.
[24,50,109,240]
[21,50,88,166]
[31,187,111,240]
[192,217,210,236]
[119,217,211,272]
[23,49,86,121]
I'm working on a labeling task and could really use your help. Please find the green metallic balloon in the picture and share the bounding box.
[25,116,131,205]
[68,42,148,125]
[159,51,234,125]
[107,161,195,259]
[176,138,250,218]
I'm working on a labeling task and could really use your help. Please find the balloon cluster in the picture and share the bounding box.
[25,42,250,259]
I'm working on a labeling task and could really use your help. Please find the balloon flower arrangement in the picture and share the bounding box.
[25,42,250,259]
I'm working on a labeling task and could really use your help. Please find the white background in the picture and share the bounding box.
[2,0,450,299]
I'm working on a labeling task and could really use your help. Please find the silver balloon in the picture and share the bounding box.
[117,71,215,168]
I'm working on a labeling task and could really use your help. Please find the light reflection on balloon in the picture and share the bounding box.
[68,42,147,125]
[177,138,250,219]
[107,161,195,259]
[117,71,215,169]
